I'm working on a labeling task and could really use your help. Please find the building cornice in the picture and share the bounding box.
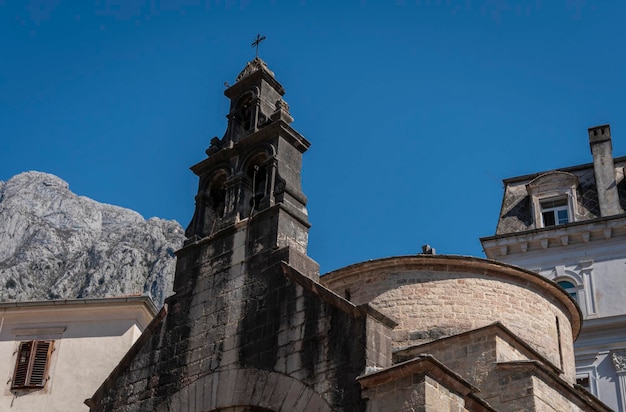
[574,314,626,354]
[481,213,626,259]
[0,295,158,316]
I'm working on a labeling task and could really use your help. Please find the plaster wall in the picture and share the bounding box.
[495,235,626,410]
[0,301,152,412]
[493,236,626,319]
[575,351,621,412]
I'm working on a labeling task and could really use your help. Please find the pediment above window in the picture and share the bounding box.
[526,171,578,195]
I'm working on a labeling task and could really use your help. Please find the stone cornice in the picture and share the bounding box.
[481,213,626,259]
[190,120,310,176]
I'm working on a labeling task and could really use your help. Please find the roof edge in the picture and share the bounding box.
[0,295,158,316]
[394,322,562,376]
[320,254,581,339]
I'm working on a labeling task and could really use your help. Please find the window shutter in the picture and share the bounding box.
[29,341,52,387]
[11,340,53,389]
[12,341,32,388]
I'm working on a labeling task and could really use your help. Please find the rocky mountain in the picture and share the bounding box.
[0,171,185,307]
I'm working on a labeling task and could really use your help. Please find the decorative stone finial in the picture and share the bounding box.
[275,99,290,112]
[270,99,293,124]
[235,57,275,83]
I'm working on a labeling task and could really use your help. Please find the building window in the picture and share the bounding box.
[540,197,569,227]
[557,280,578,301]
[526,171,578,229]
[577,374,591,391]
[12,340,54,390]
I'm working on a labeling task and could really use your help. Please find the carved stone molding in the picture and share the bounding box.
[612,351,626,373]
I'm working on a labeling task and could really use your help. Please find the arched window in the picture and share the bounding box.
[244,151,270,215]
[209,173,227,219]
[248,163,267,212]
[235,94,254,132]
[557,280,578,301]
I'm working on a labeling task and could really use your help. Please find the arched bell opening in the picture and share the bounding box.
[231,92,255,137]
[241,152,271,218]
[208,172,227,219]
[186,169,230,239]
[248,163,267,213]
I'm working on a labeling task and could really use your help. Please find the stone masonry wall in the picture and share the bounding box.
[493,370,592,412]
[91,223,370,411]
[321,260,577,383]
[397,331,499,406]
[364,316,393,370]
[363,374,469,412]
[394,328,565,410]
[531,376,588,412]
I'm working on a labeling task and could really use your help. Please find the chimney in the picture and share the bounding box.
[588,124,623,216]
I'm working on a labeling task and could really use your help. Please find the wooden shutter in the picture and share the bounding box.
[11,340,53,389]
[12,341,32,388]
[29,341,52,386]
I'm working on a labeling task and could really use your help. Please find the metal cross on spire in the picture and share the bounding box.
[251,33,266,59]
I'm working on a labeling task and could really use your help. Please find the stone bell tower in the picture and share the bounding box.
[88,58,384,412]
[183,57,311,257]
[175,55,322,370]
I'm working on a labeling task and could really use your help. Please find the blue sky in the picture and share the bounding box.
[1,0,625,273]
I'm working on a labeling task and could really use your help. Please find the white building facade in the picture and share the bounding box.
[0,296,157,412]
[481,124,626,411]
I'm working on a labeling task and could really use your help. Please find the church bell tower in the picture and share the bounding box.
[182,57,312,259]
[175,56,321,330]
[88,56,374,412]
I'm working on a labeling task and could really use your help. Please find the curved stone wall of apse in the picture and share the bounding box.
[320,255,581,383]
